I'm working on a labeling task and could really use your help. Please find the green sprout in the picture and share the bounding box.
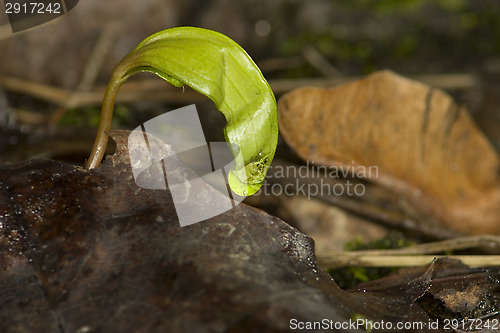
[86,26,278,196]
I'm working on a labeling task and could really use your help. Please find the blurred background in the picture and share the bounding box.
[1,0,500,155]
[1,0,500,269]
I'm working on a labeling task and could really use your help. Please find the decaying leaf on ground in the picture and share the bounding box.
[1,130,498,332]
[278,70,500,235]
[353,259,500,324]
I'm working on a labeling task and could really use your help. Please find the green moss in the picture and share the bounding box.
[59,104,131,128]
[327,232,415,289]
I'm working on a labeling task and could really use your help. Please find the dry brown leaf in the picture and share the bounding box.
[278,70,500,235]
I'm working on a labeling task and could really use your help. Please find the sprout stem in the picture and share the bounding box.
[85,74,124,169]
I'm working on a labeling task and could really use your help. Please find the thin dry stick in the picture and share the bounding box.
[0,75,70,105]
[317,235,500,268]
[302,46,343,78]
[77,26,117,92]
[352,235,500,255]
[51,26,117,123]
[0,75,204,109]
[0,73,478,109]
[270,73,477,93]
[317,254,500,268]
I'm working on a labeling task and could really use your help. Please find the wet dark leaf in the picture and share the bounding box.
[0,130,498,332]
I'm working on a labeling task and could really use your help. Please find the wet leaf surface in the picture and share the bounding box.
[0,130,498,332]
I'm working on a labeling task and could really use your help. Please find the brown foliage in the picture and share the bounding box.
[278,70,500,235]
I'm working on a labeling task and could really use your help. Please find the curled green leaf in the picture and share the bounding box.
[86,26,278,196]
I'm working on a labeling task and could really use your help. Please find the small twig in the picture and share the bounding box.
[0,75,204,109]
[50,25,117,123]
[317,254,500,268]
[76,25,117,92]
[0,73,478,110]
[269,73,477,94]
[355,235,500,255]
[0,75,70,105]
[317,235,500,268]
[302,46,343,78]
